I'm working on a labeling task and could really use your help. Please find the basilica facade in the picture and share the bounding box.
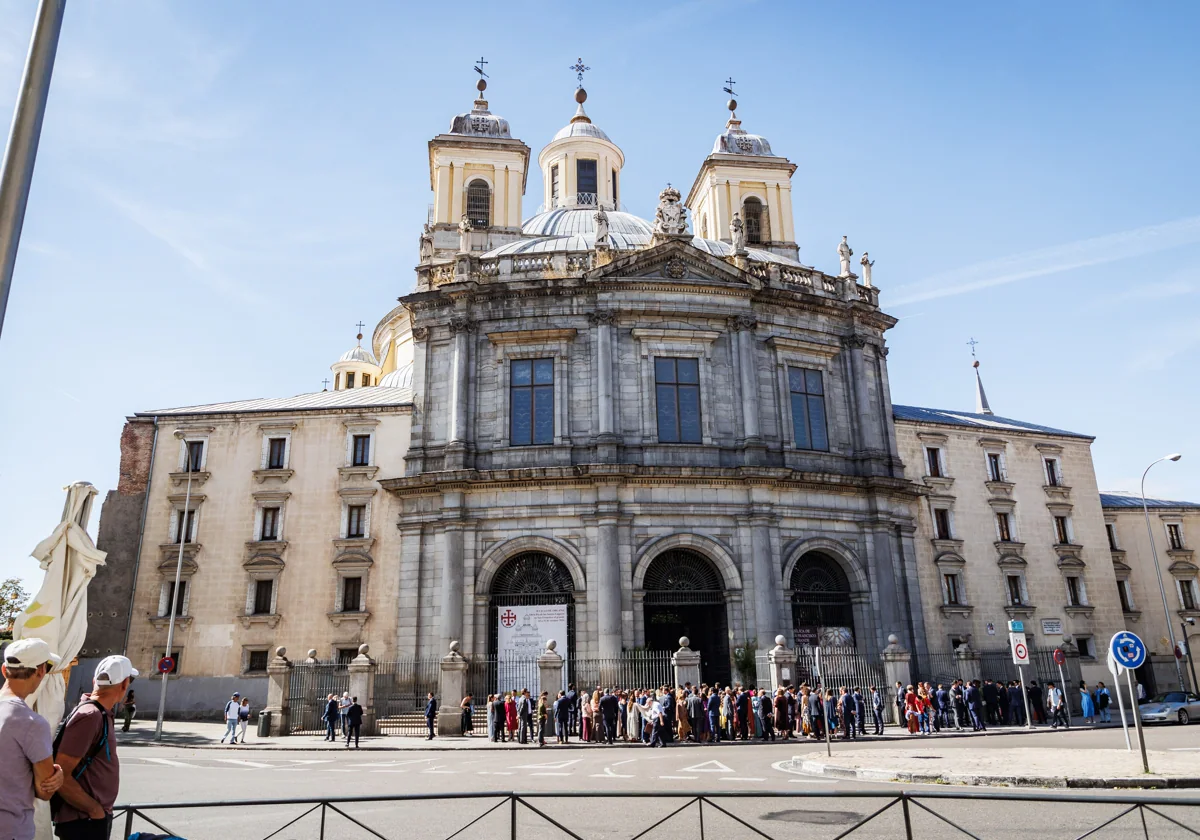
[82,76,1189,712]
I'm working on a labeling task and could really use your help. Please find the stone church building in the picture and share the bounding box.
[81,75,1193,710]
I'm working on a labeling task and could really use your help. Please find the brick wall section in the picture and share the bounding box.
[84,417,157,657]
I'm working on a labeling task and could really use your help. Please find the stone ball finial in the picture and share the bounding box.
[476,78,487,93]
[887,634,899,646]
[449,640,461,654]
[679,636,690,649]
[727,98,737,113]
[775,635,787,647]
[307,649,318,659]
[546,639,557,652]
[358,643,370,656]
[275,646,287,658]
[575,87,587,104]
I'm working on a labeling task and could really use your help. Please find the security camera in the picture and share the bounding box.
[1187,617,1197,626]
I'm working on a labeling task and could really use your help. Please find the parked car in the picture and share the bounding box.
[1137,691,1200,725]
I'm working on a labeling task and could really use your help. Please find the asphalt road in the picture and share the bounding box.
[114,725,1200,839]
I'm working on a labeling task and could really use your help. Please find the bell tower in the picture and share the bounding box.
[426,62,531,259]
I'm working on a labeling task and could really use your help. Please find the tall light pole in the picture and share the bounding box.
[155,430,193,740]
[1141,453,1186,692]
[0,0,65,340]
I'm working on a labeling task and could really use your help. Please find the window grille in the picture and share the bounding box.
[466,180,491,227]
[743,198,768,244]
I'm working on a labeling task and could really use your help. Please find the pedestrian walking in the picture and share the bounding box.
[323,694,339,741]
[119,688,135,733]
[1047,682,1069,730]
[537,691,549,747]
[345,696,363,748]
[1079,682,1095,724]
[0,638,65,840]
[238,698,251,743]
[424,692,438,740]
[220,692,241,745]
[52,654,139,840]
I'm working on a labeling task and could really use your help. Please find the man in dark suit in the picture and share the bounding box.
[1027,681,1045,724]
[894,682,906,728]
[599,689,619,744]
[995,678,1009,724]
[706,689,721,743]
[965,680,985,731]
[1008,681,1026,725]
[982,679,999,724]
[870,686,885,735]
[518,689,534,744]
[424,692,438,740]
[760,690,774,741]
[564,684,579,735]
[853,688,866,736]
[733,688,749,740]
[554,690,571,744]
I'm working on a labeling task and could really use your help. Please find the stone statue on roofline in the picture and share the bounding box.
[838,235,853,277]
[859,252,874,286]
[730,212,747,256]
[593,206,610,248]
[458,214,473,253]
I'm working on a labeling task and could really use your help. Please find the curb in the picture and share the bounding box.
[787,758,1200,790]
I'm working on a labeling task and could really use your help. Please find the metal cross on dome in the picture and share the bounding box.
[570,57,590,86]
[723,77,737,98]
[967,337,980,359]
[473,56,488,80]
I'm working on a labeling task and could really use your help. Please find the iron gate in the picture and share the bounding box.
[286,662,349,734]
[375,657,441,735]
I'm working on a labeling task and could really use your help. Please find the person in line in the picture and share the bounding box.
[1027,681,1045,725]
[323,694,339,741]
[345,696,364,748]
[870,685,884,736]
[220,692,241,746]
[0,638,65,840]
[996,678,1009,724]
[504,692,518,742]
[853,687,866,737]
[646,693,666,747]
[338,692,352,736]
[775,688,790,740]
[950,680,966,729]
[554,691,570,744]
[237,698,251,743]
[1008,681,1026,726]
[1095,682,1112,723]
[492,693,508,743]
[119,687,135,734]
[424,691,438,740]
[966,680,986,731]
[1079,681,1095,724]
[460,693,474,736]
[758,690,772,741]
[564,684,579,736]
[53,654,138,840]
[518,689,534,744]
[537,691,549,747]
[838,688,856,740]
[706,687,721,744]
[894,681,906,729]
[600,688,620,744]
[904,684,920,734]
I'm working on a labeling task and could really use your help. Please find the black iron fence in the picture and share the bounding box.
[285,662,348,735]
[574,651,674,690]
[113,789,1200,840]
[375,657,440,735]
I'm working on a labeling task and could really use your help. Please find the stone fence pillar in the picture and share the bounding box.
[347,644,377,735]
[767,635,798,691]
[954,642,982,685]
[672,637,701,689]
[881,633,912,693]
[438,641,468,736]
[538,639,565,697]
[264,646,291,736]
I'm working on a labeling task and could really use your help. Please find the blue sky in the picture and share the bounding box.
[2,0,1198,589]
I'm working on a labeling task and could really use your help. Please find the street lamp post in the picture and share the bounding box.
[155,430,193,740]
[1141,453,1186,692]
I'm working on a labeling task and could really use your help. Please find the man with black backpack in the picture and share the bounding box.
[52,654,138,840]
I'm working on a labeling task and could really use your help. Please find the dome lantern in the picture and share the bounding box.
[538,59,624,213]
[330,324,381,390]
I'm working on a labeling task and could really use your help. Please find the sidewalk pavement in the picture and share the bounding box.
[117,718,1120,752]
[786,746,1200,789]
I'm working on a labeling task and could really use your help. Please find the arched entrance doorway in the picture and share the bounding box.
[488,552,576,661]
[790,552,855,648]
[642,549,731,685]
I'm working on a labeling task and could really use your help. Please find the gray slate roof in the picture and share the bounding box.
[1099,492,1200,510]
[140,386,412,417]
[892,404,1091,440]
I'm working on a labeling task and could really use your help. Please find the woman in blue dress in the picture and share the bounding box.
[1079,681,1096,724]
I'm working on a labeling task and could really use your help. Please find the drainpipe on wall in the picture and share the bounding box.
[122,415,158,655]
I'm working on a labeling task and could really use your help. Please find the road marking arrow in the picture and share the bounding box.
[680,759,734,773]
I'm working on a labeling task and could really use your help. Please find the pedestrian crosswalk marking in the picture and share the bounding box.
[591,767,635,778]
[512,758,583,770]
[719,776,766,782]
[141,758,204,769]
[680,759,733,773]
[611,759,638,766]
[214,759,275,769]
[659,775,698,780]
[531,772,572,776]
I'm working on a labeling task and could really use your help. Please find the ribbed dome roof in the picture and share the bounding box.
[712,118,774,157]
[448,100,511,139]
[551,101,612,143]
[339,345,378,365]
[481,209,653,257]
[378,360,414,391]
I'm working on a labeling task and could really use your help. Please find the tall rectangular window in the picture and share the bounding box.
[1106,523,1119,551]
[1181,579,1198,611]
[1118,580,1134,612]
[926,447,943,477]
[1054,516,1071,545]
[510,359,554,445]
[1167,524,1185,550]
[253,579,274,615]
[787,367,829,451]
[944,573,961,605]
[267,438,287,470]
[1066,576,1083,606]
[347,505,366,539]
[655,358,702,443]
[987,452,1004,482]
[174,510,196,544]
[165,581,187,617]
[934,508,952,540]
[612,170,618,204]
[185,440,204,472]
[550,165,559,204]
[576,158,597,197]
[996,512,1013,542]
[260,507,280,541]
[351,434,371,467]
[1006,574,1024,605]
[1044,458,1060,486]
[342,577,362,613]
[345,371,356,389]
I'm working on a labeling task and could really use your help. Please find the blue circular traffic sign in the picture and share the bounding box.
[1110,631,1146,670]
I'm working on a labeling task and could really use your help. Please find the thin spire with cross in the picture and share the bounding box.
[473,56,489,80]
[570,57,590,87]
[967,337,980,360]
[723,77,737,98]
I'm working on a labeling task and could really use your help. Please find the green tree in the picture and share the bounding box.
[0,578,32,639]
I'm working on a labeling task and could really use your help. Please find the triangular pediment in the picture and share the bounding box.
[584,239,750,286]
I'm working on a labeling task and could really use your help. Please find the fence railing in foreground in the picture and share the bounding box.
[114,789,1200,840]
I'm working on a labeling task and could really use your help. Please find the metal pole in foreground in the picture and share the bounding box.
[1182,621,1199,694]
[155,431,192,740]
[0,0,65,340]
[1056,662,1071,727]
[1018,665,1033,730]
[1124,668,1150,773]
[1141,453,1186,691]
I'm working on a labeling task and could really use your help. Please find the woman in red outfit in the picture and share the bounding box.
[504,692,518,740]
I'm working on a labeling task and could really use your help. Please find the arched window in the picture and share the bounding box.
[466,179,491,228]
[743,197,769,244]
[488,552,576,661]
[643,549,723,604]
[361,374,372,387]
[790,552,854,646]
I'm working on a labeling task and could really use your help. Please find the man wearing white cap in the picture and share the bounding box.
[1,638,65,840]
[52,655,138,839]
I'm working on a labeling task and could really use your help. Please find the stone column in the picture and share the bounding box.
[439,520,465,652]
[734,317,761,440]
[881,634,912,693]
[845,337,879,453]
[954,641,982,686]
[749,511,778,651]
[672,637,702,689]
[264,646,291,737]
[438,641,468,736]
[591,311,616,438]
[347,644,377,735]
[595,515,622,660]
[447,317,472,451]
[767,635,798,691]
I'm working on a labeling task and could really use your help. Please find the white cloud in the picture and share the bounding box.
[886,215,1200,307]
